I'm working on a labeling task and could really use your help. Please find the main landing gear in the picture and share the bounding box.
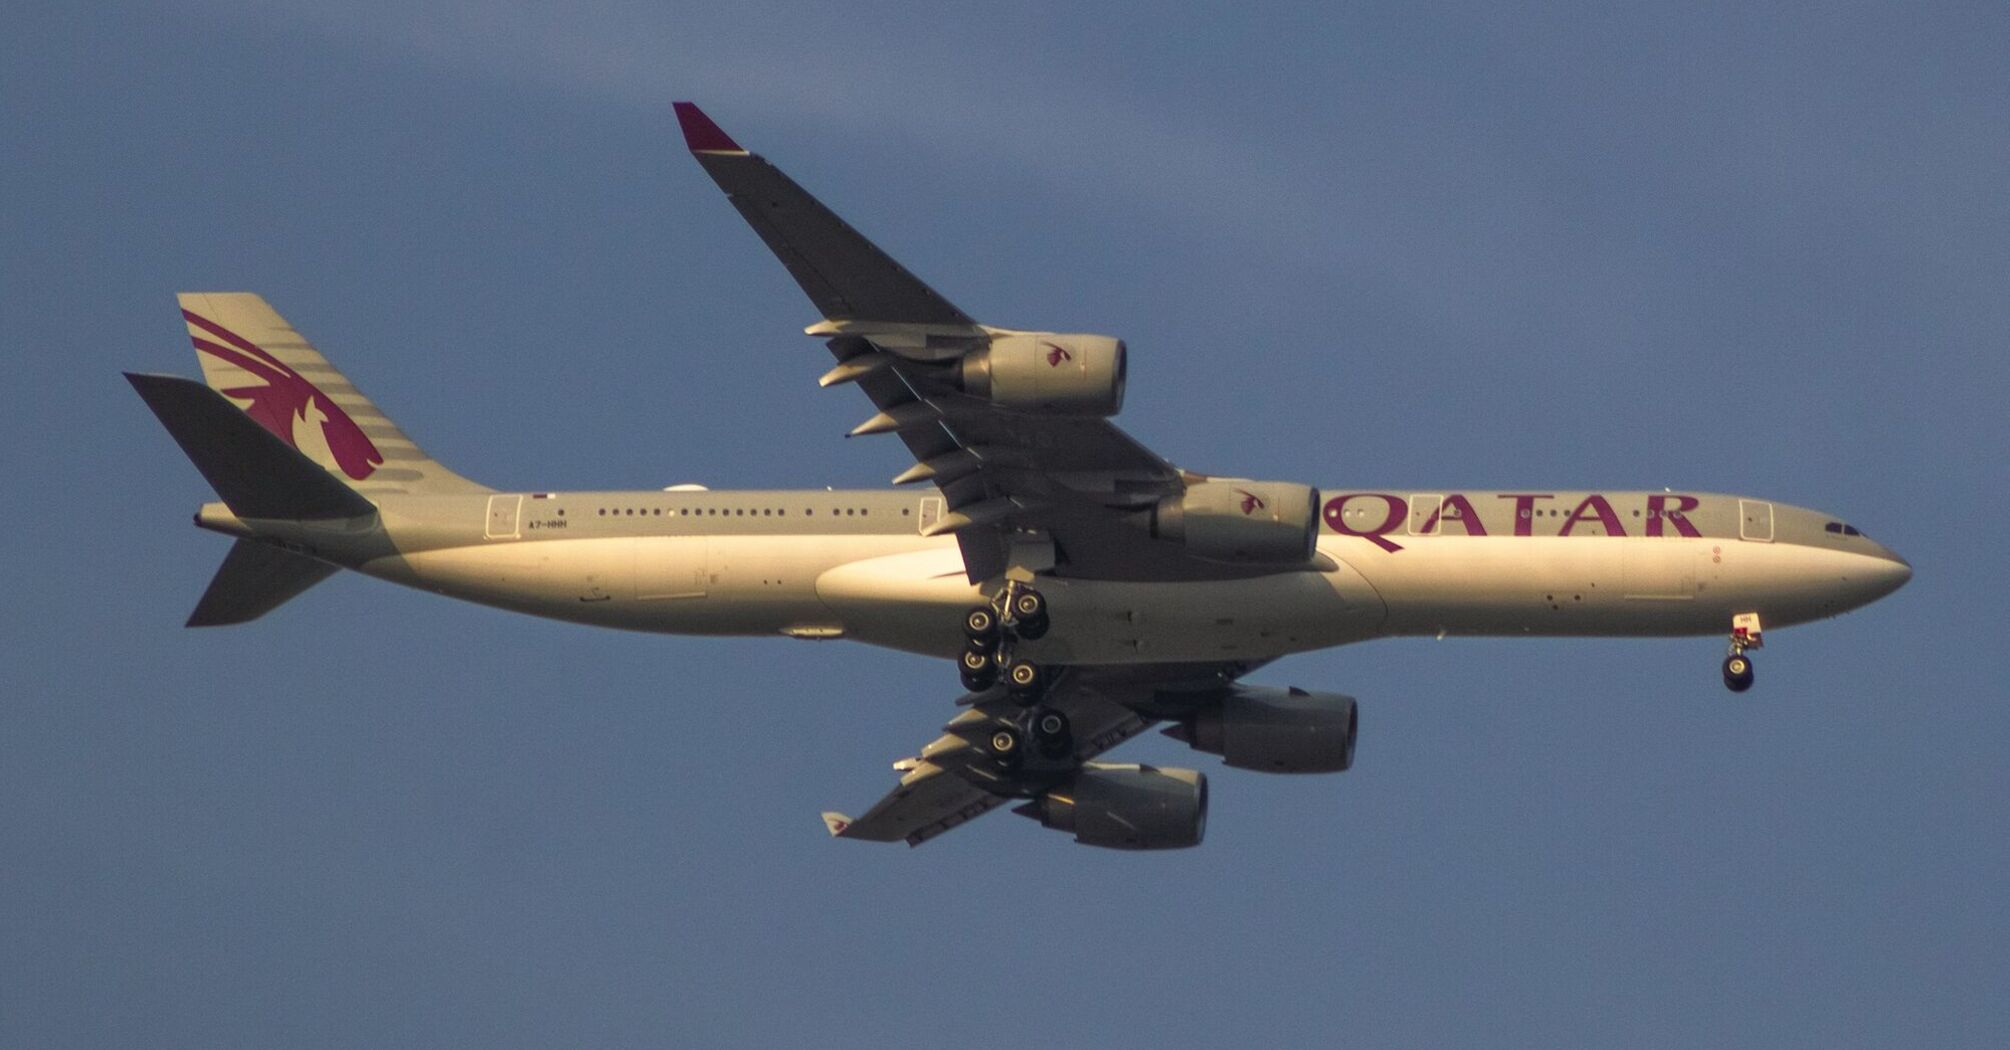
[1722,612,1762,693]
[958,582,1069,769]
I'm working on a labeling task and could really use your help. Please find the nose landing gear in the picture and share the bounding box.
[1722,653,1755,692]
[1722,612,1763,693]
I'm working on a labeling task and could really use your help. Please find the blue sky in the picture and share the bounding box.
[5,2,2006,1046]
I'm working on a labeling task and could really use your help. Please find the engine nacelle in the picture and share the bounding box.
[960,333,1126,416]
[1166,685,1359,773]
[1015,763,1207,850]
[1151,481,1321,564]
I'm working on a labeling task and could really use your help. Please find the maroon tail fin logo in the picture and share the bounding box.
[183,310,383,480]
[1043,341,1073,368]
[1238,489,1266,515]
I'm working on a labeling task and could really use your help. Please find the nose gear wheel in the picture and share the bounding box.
[1721,612,1762,693]
[1723,654,1755,692]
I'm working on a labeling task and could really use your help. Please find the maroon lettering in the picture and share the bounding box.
[1497,494,1554,537]
[1324,493,1407,552]
[1420,493,1489,536]
[1559,494,1626,537]
[1647,494,1702,538]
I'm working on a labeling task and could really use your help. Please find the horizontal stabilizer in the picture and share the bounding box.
[187,539,339,627]
[126,373,376,520]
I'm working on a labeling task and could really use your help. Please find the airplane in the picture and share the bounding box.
[126,102,1912,850]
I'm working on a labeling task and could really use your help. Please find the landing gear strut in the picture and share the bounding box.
[957,581,1071,766]
[1723,612,1762,693]
[958,582,1051,696]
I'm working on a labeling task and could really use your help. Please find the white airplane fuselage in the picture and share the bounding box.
[201,486,1911,667]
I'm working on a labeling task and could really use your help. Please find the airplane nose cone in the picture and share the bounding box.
[1864,545,1912,600]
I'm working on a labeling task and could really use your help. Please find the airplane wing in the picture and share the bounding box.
[676,103,1210,583]
[821,663,1243,846]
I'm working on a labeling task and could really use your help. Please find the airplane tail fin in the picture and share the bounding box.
[175,293,488,496]
[186,539,340,627]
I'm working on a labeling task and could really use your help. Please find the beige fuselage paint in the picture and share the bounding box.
[226,488,1908,666]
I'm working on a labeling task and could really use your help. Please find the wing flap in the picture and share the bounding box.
[824,671,1172,847]
[677,104,1234,583]
[828,762,1013,845]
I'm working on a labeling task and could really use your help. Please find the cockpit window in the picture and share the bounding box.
[1826,521,1864,537]
[1844,525,1861,537]
[1825,522,1842,534]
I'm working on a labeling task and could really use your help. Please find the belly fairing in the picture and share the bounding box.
[815,547,1387,663]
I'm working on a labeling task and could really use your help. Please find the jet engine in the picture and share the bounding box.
[1014,763,1207,849]
[1149,480,1321,564]
[1164,685,1359,773]
[960,333,1126,416]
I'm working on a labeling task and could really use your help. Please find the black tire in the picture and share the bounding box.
[1005,659,1043,700]
[963,606,1000,643]
[1723,654,1755,693]
[987,726,1024,770]
[1011,590,1047,623]
[1014,612,1050,641]
[1030,708,1072,758]
[960,648,997,691]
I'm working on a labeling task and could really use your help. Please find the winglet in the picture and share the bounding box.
[820,811,854,838]
[673,102,744,153]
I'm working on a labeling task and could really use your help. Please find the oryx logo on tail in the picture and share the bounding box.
[182,310,383,480]
[1238,489,1267,515]
[1043,341,1073,368]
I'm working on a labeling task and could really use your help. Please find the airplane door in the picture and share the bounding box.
[918,497,943,535]
[1407,495,1442,536]
[635,537,707,599]
[1739,500,1774,542]
[485,494,522,539]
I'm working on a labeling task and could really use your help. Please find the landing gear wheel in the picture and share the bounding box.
[1029,708,1072,758]
[1005,659,1044,702]
[986,725,1024,770]
[1009,590,1049,640]
[959,648,997,692]
[1723,654,1755,693]
[962,606,1000,645]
